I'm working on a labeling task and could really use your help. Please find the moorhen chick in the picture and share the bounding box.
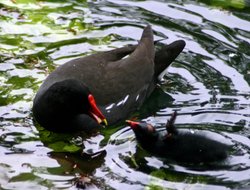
[127,112,230,163]
[33,25,185,133]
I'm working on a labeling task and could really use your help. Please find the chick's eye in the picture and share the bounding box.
[147,124,155,132]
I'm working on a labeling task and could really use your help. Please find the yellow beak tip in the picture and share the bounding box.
[100,119,108,127]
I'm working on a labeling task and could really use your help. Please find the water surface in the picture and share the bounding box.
[0,0,250,189]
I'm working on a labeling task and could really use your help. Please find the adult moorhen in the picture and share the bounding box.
[127,112,230,163]
[33,25,185,133]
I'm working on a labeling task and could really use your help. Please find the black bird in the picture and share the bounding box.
[33,25,185,133]
[127,112,230,163]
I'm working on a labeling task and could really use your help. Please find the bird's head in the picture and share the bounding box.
[126,120,158,142]
[43,79,108,128]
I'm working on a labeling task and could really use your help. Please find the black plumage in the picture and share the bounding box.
[127,112,230,163]
[33,25,185,133]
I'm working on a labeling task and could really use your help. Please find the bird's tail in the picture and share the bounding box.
[154,40,186,77]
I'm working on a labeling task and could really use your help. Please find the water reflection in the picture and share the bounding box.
[0,0,250,189]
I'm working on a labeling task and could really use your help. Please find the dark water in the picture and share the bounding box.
[1,0,250,189]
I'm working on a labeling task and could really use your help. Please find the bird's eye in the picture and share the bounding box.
[147,124,155,133]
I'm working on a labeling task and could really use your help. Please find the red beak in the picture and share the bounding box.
[88,94,108,127]
[126,120,140,129]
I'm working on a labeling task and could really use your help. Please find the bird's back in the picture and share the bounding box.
[160,132,230,163]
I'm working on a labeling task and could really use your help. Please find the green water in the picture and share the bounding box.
[0,0,250,189]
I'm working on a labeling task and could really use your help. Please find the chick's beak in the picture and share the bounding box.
[126,120,139,129]
[88,94,108,127]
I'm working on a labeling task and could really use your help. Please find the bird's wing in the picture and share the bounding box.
[165,111,178,135]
